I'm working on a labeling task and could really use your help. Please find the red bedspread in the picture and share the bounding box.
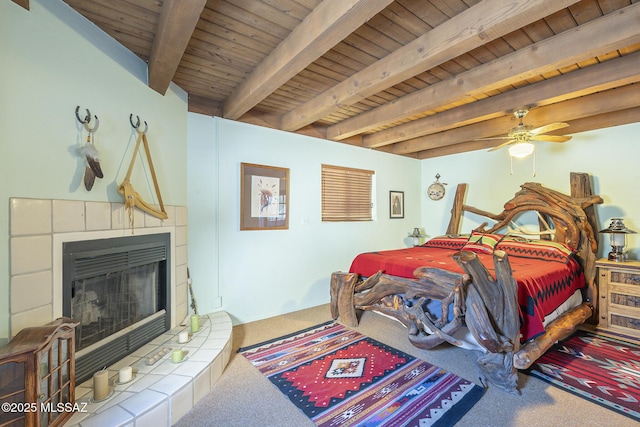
[349,246,585,341]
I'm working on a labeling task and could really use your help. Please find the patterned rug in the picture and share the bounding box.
[525,330,640,421]
[238,321,484,426]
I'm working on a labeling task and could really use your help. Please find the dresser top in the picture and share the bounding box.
[596,258,640,269]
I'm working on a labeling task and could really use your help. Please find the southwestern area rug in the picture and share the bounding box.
[525,329,640,421]
[239,321,484,427]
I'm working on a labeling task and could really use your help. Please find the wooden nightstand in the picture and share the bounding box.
[596,259,640,339]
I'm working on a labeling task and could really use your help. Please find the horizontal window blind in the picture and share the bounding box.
[322,164,374,221]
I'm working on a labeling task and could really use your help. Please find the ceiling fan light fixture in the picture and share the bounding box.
[508,142,534,158]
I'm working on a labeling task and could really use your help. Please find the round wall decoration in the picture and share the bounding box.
[427,173,446,200]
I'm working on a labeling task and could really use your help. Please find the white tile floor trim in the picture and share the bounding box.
[65,311,233,427]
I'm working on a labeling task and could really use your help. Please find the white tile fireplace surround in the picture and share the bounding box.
[10,198,234,425]
[9,197,189,337]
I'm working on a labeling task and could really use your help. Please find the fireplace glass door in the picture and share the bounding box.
[72,263,159,351]
[63,233,170,383]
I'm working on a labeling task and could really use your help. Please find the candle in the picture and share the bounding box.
[118,366,133,383]
[172,348,184,363]
[93,370,109,401]
[178,330,189,343]
[190,314,199,333]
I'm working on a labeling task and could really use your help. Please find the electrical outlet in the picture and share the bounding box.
[213,296,222,308]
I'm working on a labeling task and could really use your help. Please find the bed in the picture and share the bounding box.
[330,172,603,394]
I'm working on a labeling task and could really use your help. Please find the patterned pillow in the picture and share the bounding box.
[461,232,503,254]
[495,237,575,263]
[421,234,469,250]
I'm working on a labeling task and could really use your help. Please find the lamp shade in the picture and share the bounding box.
[508,142,534,158]
[598,218,636,236]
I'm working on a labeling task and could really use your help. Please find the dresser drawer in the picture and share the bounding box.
[609,270,640,286]
[609,313,640,332]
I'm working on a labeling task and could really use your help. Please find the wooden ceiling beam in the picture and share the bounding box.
[334,3,640,144]
[395,84,639,155]
[148,0,207,95]
[544,106,640,136]
[11,0,28,10]
[222,0,395,120]
[187,94,223,117]
[235,111,353,143]
[379,50,640,153]
[417,107,640,159]
[280,0,582,132]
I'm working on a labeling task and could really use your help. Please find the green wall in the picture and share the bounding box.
[420,122,640,258]
[187,116,422,324]
[0,0,188,343]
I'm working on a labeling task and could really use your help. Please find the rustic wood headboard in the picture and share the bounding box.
[445,172,603,310]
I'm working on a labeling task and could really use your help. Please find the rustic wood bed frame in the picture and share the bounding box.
[330,172,603,394]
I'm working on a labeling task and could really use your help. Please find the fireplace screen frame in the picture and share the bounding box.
[62,233,171,383]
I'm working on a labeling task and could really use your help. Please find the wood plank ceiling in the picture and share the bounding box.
[42,0,640,157]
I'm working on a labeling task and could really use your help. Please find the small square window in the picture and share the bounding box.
[321,164,374,222]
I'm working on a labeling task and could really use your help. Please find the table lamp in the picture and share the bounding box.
[599,218,636,262]
[409,228,425,246]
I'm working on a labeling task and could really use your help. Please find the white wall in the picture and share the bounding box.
[0,0,188,343]
[188,116,422,324]
[421,122,640,259]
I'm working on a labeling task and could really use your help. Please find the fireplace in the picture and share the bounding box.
[9,198,188,381]
[62,233,171,383]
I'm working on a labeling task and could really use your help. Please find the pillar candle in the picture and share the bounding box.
[190,314,199,333]
[178,330,189,343]
[93,370,109,401]
[172,348,184,363]
[118,366,133,383]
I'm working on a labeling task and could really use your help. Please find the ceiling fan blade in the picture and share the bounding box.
[534,134,572,143]
[487,139,516,152]
[475,136,512,141]
[530,122,569,135]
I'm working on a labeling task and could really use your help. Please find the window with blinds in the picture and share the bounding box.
[321,164,375,221]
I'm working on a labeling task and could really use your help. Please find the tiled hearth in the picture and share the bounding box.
[9,197,189,337]
[66,311,233,426]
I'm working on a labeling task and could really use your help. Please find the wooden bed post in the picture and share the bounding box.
[569,172,599,323]
[446,183,467,234]
[330,272,359,327]
[457,250,520,394]
[570,172,598,233]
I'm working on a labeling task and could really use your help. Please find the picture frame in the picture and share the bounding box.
[389,191,404,219]
[240,163,289,230]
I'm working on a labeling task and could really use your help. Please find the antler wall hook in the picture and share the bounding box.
[76,106,99,131]
[84,115,100,133]
[129,114,148,134]
[75,106,91,124]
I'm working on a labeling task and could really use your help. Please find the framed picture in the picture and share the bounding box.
[240,163,289,230]
[390,191,404,219]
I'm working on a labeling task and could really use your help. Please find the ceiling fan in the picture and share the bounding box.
[483,108,572,157]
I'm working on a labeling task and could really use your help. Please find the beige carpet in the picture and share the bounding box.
[175,304,636,426]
